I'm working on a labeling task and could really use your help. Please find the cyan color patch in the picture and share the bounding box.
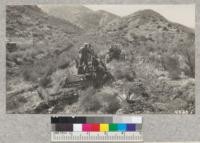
[117,124,126,131]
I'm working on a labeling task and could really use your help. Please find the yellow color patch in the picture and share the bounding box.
[100,124,109,132]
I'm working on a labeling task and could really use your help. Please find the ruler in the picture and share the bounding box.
[51,131,143,142]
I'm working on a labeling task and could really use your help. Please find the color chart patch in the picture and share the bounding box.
[51,116,143,142]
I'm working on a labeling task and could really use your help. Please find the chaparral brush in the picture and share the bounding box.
[6,5,195,114]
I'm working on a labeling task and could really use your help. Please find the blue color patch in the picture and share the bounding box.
[126,124,136,131]
[117,124,126,131]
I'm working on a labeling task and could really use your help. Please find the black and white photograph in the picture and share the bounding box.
[6,4,195,114]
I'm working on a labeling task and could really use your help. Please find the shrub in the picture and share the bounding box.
[168,24,172,28]
[78,87,120,113]
[111,61,136,81]
[157,25,161,29]
[18,96,28,103]
[79,88,101,112]
[140,36,147,41]
[176,29,180,33]
[148,37,154,42]
[180,45,195,78]
[57,56,71,69]
[108,45,122,60]
[22,67,38,82]
[162,54,181,80]
[132,61,158,87]
[39,75,52,88]
[22,59,55,82]
[95,87,120,113]
[21,42,74,83]
[163,27,168,31]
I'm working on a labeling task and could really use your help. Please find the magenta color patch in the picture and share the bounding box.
[82,124,92,131]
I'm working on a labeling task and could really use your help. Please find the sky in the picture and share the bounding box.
[85,4,195,28]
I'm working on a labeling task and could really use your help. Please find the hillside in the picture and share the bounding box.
[6,5,82,76]
[96,10,120,27]
[69,9,195,114]
[101,9,194,47]
[40,5,119,30]
[6,6,195,114]
[7,5,82,38]
[71,9,194,63]
[94,9,195,76]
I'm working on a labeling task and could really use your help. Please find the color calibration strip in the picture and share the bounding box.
[52,123,141,132]
[51,116,142,132]
[51,116,143,142]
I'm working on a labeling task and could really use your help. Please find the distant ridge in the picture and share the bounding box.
[40,5,120,30]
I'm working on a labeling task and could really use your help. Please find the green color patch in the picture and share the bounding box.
[109,124,118,131]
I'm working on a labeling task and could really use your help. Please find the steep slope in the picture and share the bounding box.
[6,5,82,78]
[40,5,119,30]
[40,5,99,30]
[6,5,82,39]
[101,9,194,50]
[95,10,120,27]
[96,10,195,114]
